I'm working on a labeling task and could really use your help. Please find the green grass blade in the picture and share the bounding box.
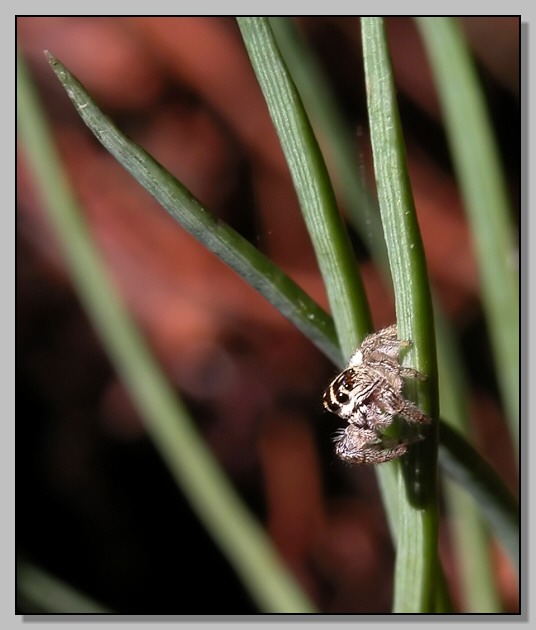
[17,561,113,614]
[436,310,503,611]
[268,17,389,272]
[18,52,317,614]
[237,17,372,355]
[416,17,519,452]
[361,17,441,612]
[43,51,342,369]
[438,422,519,568]
[237,16,405,535]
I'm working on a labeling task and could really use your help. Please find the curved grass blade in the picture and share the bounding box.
[19,52,317,613]
[44,51,342,370]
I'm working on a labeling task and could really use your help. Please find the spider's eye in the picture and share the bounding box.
[323,387,348,412]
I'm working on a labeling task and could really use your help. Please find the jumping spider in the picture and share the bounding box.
[323,324,431,464]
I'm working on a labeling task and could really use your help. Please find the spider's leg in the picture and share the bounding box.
[399,366,427,381]
[399,399,432,425]
[334,424,414,464]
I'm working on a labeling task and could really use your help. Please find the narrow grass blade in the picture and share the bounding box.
[268,17,389,273]
[18,53,317,614]
[438,422,518,567]
[43,51,342,369]
[436,311,504,610]
[237,17,373,355]
[361,17,441,612]
[417,17,519,452]
[17,561,113,614]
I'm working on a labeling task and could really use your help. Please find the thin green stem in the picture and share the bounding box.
[417,17,519,453]
[268,17,389,272]
[237,17,372,354]
[361,17,441,612]
[436,310,503,610]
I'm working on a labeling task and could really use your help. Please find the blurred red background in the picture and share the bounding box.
[17,17,519,613]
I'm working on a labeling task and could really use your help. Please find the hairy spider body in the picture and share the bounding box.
[322,325,431,464]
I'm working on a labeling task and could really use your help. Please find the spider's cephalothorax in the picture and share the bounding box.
[323,324,431,464]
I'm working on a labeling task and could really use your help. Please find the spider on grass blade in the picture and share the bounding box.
[323,325,431,464]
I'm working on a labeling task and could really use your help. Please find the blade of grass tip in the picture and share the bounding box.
[416,17,519,454]
[361,17,442,612]
[43,51,342,370]
[18,52,317,614]
[237,16,403,533]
